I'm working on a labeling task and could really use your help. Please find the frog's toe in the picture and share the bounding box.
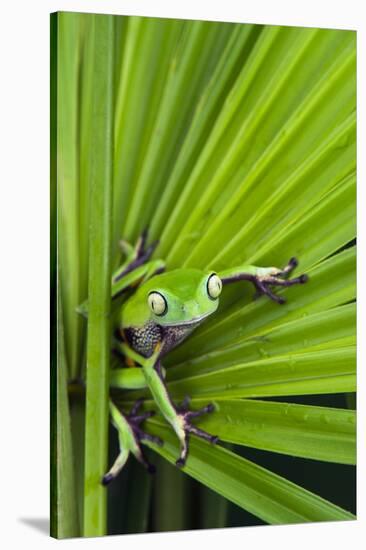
[101,448,129,486]
[175,431,189,468]
[176,456,186,468]
[177,395,191,411]
[188,424,219,445]
[139,431,164,447]
[127,399,157,430]
[175,425,219,468]
[185,403,215,419]
[101,472,114,486]
[136,448,158,474]
[186,424,219,445]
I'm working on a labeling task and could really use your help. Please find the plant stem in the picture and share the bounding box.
[51,13,80,538]
[54,279,80,538]
[83,14,114,537]
[153,457,188,531]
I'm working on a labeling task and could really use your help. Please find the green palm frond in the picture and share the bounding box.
[52,11,356,538]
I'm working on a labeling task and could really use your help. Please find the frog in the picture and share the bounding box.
[79,230,308,485]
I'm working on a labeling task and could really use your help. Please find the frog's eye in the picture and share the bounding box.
[207,274,222,300]
[148,291,168,316]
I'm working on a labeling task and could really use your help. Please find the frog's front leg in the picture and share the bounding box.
[219,257,308,304]
[102,399,163,485]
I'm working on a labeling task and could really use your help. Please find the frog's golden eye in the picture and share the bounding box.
[148,291,168,316]
[207,274,222,300]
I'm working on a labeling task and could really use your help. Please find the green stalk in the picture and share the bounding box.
[200,484,229,530]
[50,12,58,537]
[51,13,80,539]
[83,14,114,537]
[153,458,189,532]
[54,276,80,538]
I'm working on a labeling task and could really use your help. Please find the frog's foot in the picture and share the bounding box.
[102,400,163,485]
[253,257,308,304]
[115,228,160,283]
[126,398,164,454]
[174,397,219,468]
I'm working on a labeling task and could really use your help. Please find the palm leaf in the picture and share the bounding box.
[143,421,354,524]
[119,397,355,465]
[53,13,356,536]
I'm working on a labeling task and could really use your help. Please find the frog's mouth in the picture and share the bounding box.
[159,310,213,327]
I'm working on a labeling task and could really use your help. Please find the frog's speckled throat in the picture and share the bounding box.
[123,317,204,358]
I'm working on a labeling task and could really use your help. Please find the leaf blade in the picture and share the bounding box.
[144,422,355,524]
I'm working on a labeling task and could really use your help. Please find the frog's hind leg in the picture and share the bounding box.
[77,229,165,317]
[115,228,160,283]
[127,400,163,474]
[126,399,163,449]
[102,400,162,485]
[134,345,219,469]
[110,230,165,301]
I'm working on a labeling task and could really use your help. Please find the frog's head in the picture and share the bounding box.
[137,268,222,327]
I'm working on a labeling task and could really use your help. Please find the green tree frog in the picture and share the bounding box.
[80,231,308,485]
